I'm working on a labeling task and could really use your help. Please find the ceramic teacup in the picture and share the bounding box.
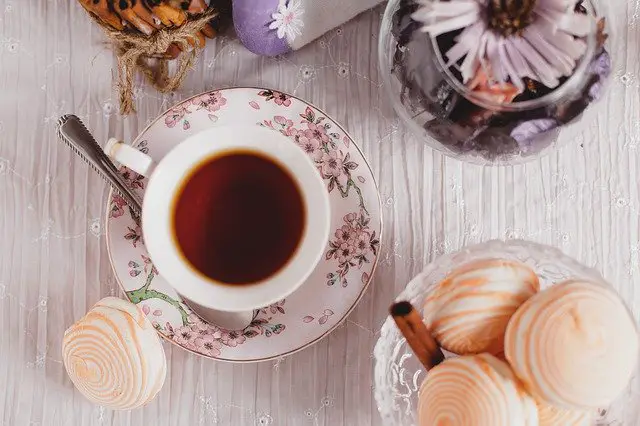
[104,125,331,329]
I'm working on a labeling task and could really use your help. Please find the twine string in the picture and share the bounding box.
[90,9,217,114]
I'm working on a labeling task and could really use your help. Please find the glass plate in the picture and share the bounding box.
[373,239,638,425]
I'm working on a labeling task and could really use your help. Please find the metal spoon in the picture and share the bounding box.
[56,114,143,217]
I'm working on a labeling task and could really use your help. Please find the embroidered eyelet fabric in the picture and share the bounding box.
[1,1,639,425]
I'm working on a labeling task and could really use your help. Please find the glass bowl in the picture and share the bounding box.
[373,240,638,425]
[378,0,613,165]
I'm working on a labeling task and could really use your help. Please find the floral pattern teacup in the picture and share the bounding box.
[106,88,382,361]
[105,125,330,329]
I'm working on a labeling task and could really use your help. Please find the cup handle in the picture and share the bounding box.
[104,138,156,177]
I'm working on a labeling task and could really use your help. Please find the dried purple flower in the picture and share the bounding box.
[589,51,611,78]
[412,0,596,91]
[588,81,603,100]
[510,118,558,145]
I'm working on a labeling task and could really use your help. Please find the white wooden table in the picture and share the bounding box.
[1,1,639,424]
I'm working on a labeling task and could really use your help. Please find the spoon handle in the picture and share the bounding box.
[56,114,143,217]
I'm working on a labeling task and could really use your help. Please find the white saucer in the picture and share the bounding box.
[105,88,382,362]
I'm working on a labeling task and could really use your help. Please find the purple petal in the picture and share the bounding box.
[537,17,587,60]
[477,32,489,69]
[505,40,534,80]
[590,52,611,78]
[498,41,524,92]
[414,0,479,19]
[589,81,603,100]
[512,38,559,87]
[557,13,595,36]
[457,23,485,82]
[524,27,574,75]
[511,119,558,144]
[419,10,479,36]
[445,40,470,67]
[486,33,506,83]
[445,21,484,68]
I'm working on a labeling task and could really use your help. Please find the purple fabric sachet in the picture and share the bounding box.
[233,0,382,56]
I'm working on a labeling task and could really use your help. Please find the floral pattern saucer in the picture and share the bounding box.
[105,88,382,362]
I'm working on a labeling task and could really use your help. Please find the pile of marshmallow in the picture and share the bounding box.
[417,259,639,426]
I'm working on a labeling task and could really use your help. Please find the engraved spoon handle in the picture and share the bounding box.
[56,115,143,216]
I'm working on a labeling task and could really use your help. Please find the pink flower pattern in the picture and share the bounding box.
[260,106,361,202]
[125,261,265,358]
[304,122,330,144]
[274,115,293,127]
[219,329,247,347]
[337,242,356,264]
[120,169,145,191]
[164,104,190,128]
[269,299,286,315]
[109,89,379,358]
[321,150,349,187]
[296,135,323,161]
[141,254,158,275]
[164,92,228,129]
[193,335,222,357]
[325,212,379,287]
[273,93,291,106]
[140,305,162,317]
[109,194,126,218]
[256,105,377,288]
[191,91,227,113]
[335,225,353,244]
[281,126,299,137]
[353,232,370,256]
[173,326,195,347]
[258,89,292,107]
[109,163,147,219]
[124,224,142,247]
[302,309,334,325]
[147,300,288,356]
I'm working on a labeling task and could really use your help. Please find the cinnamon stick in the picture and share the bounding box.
[390,301,444,370]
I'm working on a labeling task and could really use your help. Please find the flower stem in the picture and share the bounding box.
[337,179,368,215]
[126,271,190,325]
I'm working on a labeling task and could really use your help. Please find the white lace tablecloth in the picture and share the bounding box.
[1,1,639,425]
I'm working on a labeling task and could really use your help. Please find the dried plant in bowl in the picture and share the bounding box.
[380,0,612,164]
[78,0,232,114]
